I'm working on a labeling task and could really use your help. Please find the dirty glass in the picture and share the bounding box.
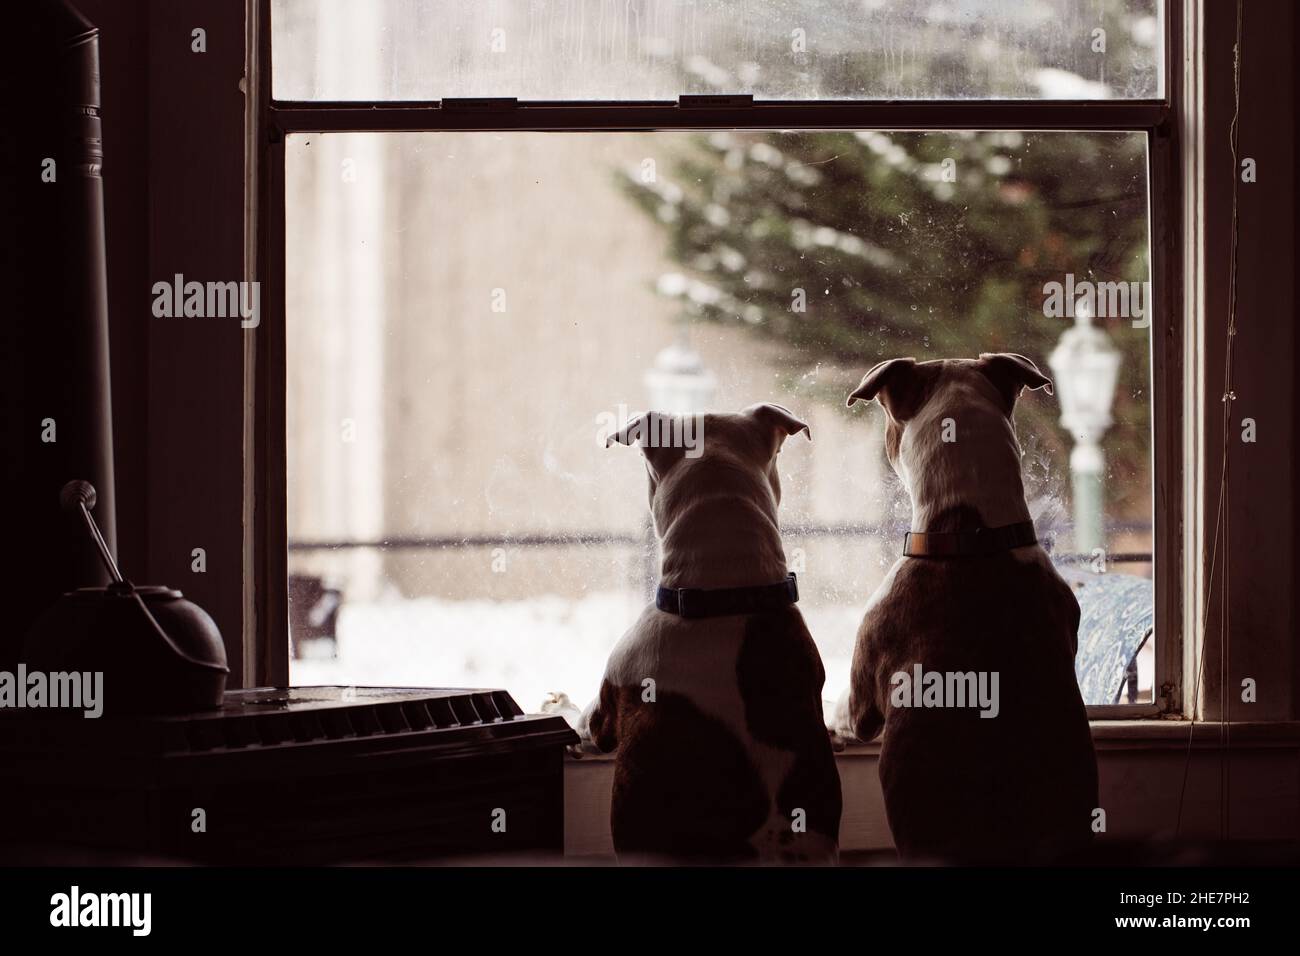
[271,0,1163,102]
[284,129,1154,711]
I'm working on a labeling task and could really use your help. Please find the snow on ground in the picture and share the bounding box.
[292,590,864,716]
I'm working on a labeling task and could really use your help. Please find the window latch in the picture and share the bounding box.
[441,97,518,111]
[678,94,753,109]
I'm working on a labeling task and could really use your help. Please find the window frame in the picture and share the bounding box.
[248,0,1185,718]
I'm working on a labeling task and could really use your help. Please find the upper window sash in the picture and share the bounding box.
[270,0,1165,105]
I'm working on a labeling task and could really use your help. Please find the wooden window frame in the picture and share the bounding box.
[247,0,1188,719]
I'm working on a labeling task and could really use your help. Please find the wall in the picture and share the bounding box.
[77,0,248,681]
[1196,0,1298,721]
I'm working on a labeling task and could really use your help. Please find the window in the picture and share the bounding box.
[261,0,1178,718]
[271,0,1163,101]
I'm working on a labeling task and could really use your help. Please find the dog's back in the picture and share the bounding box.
[591,404,842,863]
[853,550,1098,863]
[589,605,841,863]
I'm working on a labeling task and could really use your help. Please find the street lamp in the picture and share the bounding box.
[1048,302,1122,556]
[644,330,717,414]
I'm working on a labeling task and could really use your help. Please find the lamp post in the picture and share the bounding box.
[644,331,717,415]
[1048,302,1121,557]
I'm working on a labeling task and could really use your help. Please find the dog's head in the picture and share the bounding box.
[845,353,1051,491]
[606,403,810,532]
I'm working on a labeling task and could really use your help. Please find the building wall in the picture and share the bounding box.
[285,127,893,605]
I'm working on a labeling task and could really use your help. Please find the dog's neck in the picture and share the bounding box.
[655,490,788,590]
[899,407,1033,533]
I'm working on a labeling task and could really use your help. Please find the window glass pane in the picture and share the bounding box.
[272,0,1163,102]
[285,129,1154,711]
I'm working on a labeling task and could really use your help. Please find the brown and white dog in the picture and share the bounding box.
[585,404,842,864]
[844,354,1098,864]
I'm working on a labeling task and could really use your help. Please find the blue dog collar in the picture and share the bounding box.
[655,573,799,619]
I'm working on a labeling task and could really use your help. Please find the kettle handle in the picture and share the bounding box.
[116,589,229,674]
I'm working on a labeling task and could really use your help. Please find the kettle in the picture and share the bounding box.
[21,481,228,715]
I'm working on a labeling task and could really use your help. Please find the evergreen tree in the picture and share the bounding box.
[621,128,1152,519]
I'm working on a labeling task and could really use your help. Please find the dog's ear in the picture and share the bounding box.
[746,403,811,446]
[846,357,929,421]
[606,411,688,476]
[605,411,652,449]
[977,352,1053,411]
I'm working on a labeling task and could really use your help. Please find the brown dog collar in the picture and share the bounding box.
[903,520,1037,558]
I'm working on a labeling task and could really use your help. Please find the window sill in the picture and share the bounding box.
[564,719,1300,763]
[561,720,1300,855]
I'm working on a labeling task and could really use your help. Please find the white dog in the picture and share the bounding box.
[585,404,842,863]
